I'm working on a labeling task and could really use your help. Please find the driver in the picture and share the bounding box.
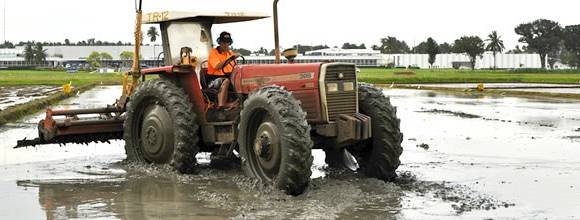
[208,31,240,109]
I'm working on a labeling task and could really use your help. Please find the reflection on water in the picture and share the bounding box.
[16,163,406,220]
[18,171,233,219]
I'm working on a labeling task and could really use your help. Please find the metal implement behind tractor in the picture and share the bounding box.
[16,1,403,195]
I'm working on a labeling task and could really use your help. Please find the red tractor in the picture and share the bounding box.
[17,2,403,195]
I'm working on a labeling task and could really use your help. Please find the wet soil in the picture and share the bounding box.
[0,86,60,111]
[1,86,580,219]
[417,108,482,119]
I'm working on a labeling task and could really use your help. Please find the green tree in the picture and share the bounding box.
[412,41,428,53]
[120,51,134,60]
[341,42,366,49]
[453,36,485,70]
[438,43,452,53]
[120,51,134,68]
[559,50,578,68]
[100,52,113,67]
[506,45,527,54]
[87,51,103,69]
[64,39,70,45]
[0,41,15,48]
[254,47,269,55]
[33,42,47,63]
[233,48,252,56]
[292,44,330,54]
[515,19,563,69]
[379,36,410,54]
[100,52,113,60]
[23,44,34,63]
[563,25,580,69]
[485,31,505,70]
[426,37,439,68]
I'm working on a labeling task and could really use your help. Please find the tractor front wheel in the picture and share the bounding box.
[324,83,403,181]
[238,86,313,195]
[124,78,199,174]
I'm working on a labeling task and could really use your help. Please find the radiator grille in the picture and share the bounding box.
[324,64,357,121]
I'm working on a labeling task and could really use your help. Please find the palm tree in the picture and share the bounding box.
[23,44,34,63]
[147,26,159,43]
[147,26,159,61]
[33,42,47,63]
[485,31,505,70]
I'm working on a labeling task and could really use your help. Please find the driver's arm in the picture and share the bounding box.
[209,53,238,70]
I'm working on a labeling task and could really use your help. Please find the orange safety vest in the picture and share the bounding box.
[208,48,234,76]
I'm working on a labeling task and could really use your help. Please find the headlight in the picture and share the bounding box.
[327,83,338,92]
[343,82,354,91]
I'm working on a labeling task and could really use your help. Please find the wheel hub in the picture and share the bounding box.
[251,121,281,180]
[144,126,160,153]
[255,133,272,159]
[140,105,174,163]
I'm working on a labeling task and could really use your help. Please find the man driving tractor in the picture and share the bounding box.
[207,31,240,109]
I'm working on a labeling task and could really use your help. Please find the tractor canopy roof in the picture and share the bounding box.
[143,11,269,24]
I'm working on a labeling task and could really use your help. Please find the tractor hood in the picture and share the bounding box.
[143,11,269,24]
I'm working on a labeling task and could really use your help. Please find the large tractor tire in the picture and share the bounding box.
[124,78,199,174]
[238,86,313,195]
[325,83,403,181]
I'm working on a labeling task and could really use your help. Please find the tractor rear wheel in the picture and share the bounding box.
[124,78,199,174]
[238,86,313,195]
[324,83,403,181]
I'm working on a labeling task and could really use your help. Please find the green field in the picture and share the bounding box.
[1,69,580,86]
[0,70,123,86]
[359,68,580,84]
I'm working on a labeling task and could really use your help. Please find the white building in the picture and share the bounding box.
[1,46,556,69]
[0,45,160,68]
[386,52,546,69]
[304,48,381,56]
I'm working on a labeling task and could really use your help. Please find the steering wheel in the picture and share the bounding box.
[221,55,246,75]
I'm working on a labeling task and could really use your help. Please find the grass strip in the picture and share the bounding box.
[0,70,122,86]
[0,84,97,125]
[359,68,580,84]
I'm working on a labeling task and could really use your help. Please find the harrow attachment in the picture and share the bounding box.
[15,106,125,148]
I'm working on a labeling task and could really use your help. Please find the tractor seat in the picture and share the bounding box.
[199,60,219,102]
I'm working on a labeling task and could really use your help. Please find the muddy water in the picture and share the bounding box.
[1,86,579,219]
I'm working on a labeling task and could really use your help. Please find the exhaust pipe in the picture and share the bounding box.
[273,0,280,64]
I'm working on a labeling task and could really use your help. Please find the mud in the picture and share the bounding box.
[1,86,580,219]
[0,86,60,111]
[417,108,482,119]
[416,143,430,150]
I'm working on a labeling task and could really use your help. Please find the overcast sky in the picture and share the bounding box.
[1,0,579,51]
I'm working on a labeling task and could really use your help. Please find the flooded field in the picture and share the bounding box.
[405,83,580,94]
[1,85,579,219]
[0,86,60,111]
